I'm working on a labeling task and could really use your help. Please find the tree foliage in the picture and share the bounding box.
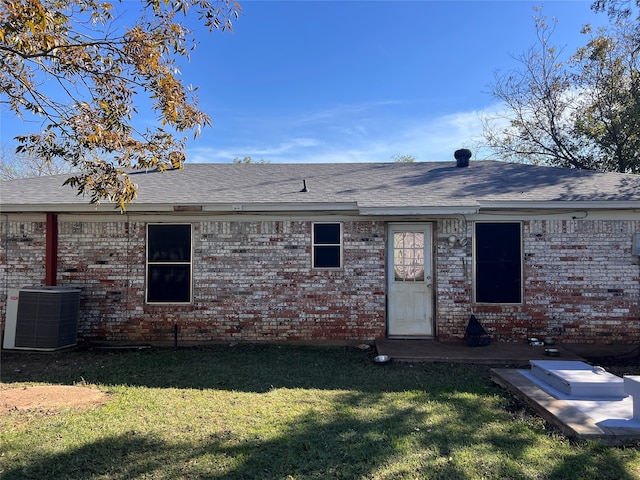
[0,143,73,179]
[0,0,241,209]
[483,7,640,173]
[592,0,640,26]
[573,23,640,172]
[391,154,416,163]
[232,156,270,164]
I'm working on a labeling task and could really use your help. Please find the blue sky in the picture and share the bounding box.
[0,1,611,164]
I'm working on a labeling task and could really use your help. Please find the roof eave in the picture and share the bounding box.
[358,206,480,216]
[2,200,639,215]
[0,204,126,214]
[478,200,640,210]
[202,202,359,213]
[0,202,361,214]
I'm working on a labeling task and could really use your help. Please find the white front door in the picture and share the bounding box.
[387,223,433,337]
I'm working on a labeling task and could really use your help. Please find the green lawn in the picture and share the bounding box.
[1,344,639,479]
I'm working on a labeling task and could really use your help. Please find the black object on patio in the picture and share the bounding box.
[464,315,492,347]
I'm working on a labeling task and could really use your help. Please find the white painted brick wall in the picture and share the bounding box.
[1,216,639,344]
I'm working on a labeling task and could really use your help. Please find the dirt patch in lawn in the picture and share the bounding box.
[0,385,110,415]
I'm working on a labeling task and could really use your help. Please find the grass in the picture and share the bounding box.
[1,344,640,479]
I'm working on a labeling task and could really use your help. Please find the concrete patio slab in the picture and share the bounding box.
[491,368,640,445]
[374,339,585,364]
[374,339,640,444]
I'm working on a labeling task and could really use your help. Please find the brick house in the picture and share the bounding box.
[1,158,639,346]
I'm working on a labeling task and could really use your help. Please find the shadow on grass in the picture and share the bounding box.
[1,344,495,393]
[4,390,634,480]
[1,345,638,479]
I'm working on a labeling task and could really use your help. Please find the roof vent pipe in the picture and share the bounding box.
[454,149,472,168]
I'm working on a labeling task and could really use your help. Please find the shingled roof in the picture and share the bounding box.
[1,161,639,214]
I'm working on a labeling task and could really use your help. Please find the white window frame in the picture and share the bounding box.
[311,222,343,270]
[146,223,193,304]
[473,221,523,305]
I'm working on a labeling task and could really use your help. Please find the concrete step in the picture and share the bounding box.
[530,360,625,398]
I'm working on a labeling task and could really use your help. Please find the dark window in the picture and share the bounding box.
[146,224,192,303]
[475,222,522,304]
[312,223,342,269]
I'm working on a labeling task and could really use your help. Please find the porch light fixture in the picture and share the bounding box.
[447,235,468,249]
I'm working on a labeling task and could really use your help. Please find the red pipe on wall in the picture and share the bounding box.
[45,212,58,286]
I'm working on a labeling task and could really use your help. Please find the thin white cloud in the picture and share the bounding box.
[293,100,403,126]
[187,137,324,163]
[395,102,509,161]
[186,102,507,164]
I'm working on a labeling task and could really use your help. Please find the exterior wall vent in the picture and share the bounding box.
[3,287,81,351]
[634,233,640,256]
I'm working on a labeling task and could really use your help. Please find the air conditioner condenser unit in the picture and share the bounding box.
[3,286,81,351]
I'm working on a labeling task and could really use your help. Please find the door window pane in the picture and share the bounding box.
[393,232,425,281]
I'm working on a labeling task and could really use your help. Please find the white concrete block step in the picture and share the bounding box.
[530,360,625,399]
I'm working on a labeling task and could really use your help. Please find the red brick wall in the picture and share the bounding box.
[1,218,387,344]
[2,215,639,344]
[0,218,47,289]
